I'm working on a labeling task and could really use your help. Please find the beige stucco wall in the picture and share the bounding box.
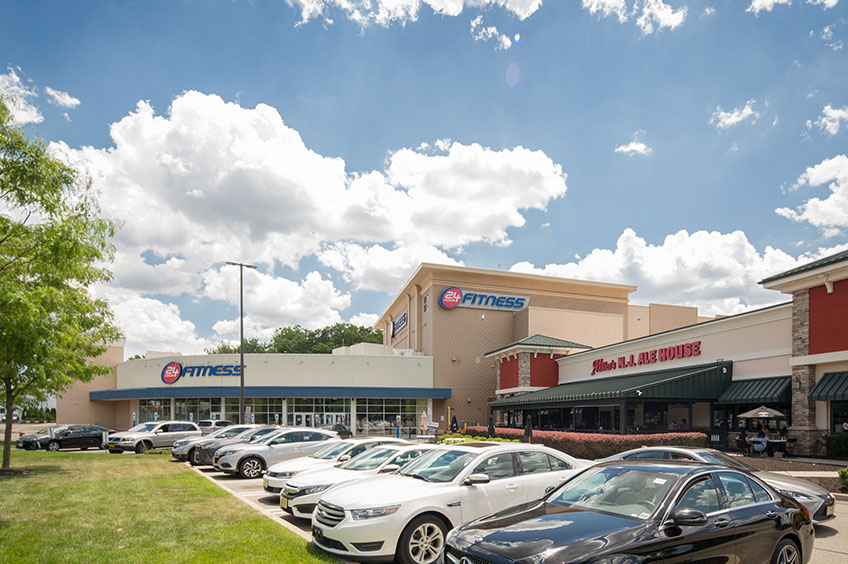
[648,303,699,335]
[57,342,125,428]
[628,305,650,339]
[557,303,793,385]
[527,307,624,348]
[117,353,434,390]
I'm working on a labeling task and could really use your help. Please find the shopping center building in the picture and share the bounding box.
[59,263,708,434]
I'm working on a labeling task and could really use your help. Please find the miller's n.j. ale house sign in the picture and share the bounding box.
[591,341,702,375]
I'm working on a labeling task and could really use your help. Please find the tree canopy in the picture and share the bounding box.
[1,97,121,471]
[206,322,383,355]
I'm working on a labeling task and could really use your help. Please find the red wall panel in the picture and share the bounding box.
[810,278,848,355]
[530,355,559,388]
[499,357,519,389]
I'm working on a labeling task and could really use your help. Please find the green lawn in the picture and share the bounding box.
[0,449,341,564]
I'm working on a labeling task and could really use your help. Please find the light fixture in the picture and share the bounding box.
[225,260,257,424]
[794,376,801,390]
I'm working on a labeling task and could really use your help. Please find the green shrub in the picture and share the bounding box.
[838,467,848,489]
[821,434,848,459]
[465,426,706,459]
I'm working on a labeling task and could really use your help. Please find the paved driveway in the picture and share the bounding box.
[812,500,848,564]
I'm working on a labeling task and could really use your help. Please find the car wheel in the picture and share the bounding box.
[189,448,201,466]
[396,514,448,564]
[46,441,61,452]
[238,457,264,479]
[771,538,800,564]
[135,441,150,455]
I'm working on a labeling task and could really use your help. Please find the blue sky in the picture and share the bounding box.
[2,0,847,357]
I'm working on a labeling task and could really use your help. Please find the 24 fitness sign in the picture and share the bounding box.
[439,287,529,311]
[161,362,242,384]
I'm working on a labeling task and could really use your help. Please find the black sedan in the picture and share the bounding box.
[445,460,814,564]
[16,425,111,451]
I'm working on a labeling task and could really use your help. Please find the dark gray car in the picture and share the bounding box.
[191,425,279,466]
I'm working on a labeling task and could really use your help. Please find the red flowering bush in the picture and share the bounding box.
[465,426,707,460]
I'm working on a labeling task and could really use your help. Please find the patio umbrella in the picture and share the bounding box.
[738,406,786,419]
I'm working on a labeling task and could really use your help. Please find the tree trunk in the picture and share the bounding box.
[3,379,14,470]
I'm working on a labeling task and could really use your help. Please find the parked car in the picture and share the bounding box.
[213,427,340,479]
[311,442,590,564]
[1,410,21,423]
[263,437,409,493]
[281,444,437,519]
[106,421,201,454]
[16,424,110,451]
[319,423,352,438]
[191,425,279,466]
[445,460,814,564]
[197,419,234,435]
[601,446,836,523]
[171,424,255,462]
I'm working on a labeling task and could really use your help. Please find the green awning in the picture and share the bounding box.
[717,376,791,405]
[489,361,732,408]
[809,372,848,401]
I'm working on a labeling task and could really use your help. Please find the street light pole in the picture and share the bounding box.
[225,261,256,424]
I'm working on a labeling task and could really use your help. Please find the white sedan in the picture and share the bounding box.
[311,441,591,564]
[281,444,437,519]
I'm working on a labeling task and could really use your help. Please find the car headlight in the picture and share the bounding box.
[206,441,220,448]
[351,505,401,520]
[123,436,135,442]
[174,440,186,447]
[777,489,815,501]
[269,471,294,479]
[301,485,331,495]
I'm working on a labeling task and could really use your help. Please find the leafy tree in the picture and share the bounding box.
[0,98,121,471]
[206,323,383,355]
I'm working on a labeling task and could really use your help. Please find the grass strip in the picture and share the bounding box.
[0,449,341,564]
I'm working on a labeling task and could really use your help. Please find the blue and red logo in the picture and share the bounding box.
[439,287,463,309]
[162,362,183,384]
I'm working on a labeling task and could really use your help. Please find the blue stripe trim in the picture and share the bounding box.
[90,386,452,401]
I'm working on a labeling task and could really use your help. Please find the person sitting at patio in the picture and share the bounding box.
[777,428,790,456]
[736,428,753,455]
[668,420,677,431]
[680,418,689,432]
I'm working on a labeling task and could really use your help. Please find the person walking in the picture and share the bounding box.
[524,415,533,444]
[450,414,459,434]
[487,415,495,438]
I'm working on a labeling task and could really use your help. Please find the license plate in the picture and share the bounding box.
[16,442,22,448]
[107,443,116,448]
[827,504,834,516]
[280,496,288,509]
[263,478,268,488]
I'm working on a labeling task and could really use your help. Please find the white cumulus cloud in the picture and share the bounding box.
[747,0,791,15]
[776,154,848,231]
[614,131,653,156]
[710,99,760,129]
[812,105,848,135]
[510,228,848,316]
[45,86,81,109]
[582,0,628,22]
[807,0,839,8]
[635,0,687,34]
[0,66,42,124]
[470,15,512,50]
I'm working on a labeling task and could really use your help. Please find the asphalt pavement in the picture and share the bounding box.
[811,500,848,564]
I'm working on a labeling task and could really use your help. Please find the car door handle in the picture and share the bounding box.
[506,483,520,491]
[765,511,779,519]
[714,518,732,528]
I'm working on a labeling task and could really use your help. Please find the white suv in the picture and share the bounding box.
[311,442,590,564]
[281,444,437,519]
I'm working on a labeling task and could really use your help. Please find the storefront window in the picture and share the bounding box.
[138,399,171,423]
[286,398,351,427]
[356,398,426,435]
[225,397,284,424]
[174,398,222,423]
[832,401,848,433]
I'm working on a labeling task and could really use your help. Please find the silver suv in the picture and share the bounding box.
[106,421,202,454]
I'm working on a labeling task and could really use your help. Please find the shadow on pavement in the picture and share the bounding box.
[815,524,838,538]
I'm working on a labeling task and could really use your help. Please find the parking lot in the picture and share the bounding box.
[183,456,848,564]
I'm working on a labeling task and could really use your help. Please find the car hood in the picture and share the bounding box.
[19,433,44,441]
[108,431,134,439]
[287,466,370,488]
[218,442,268,455]
[755,471,831,497]
[451,501,653,564]
[320,473,450,509]
[198,437,246,450]
[267,457,335,474]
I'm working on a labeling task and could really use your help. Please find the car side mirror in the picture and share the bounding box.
[379,464,401,474]
[464,473,491,486]
[337,455,351,463]
[544,484,557,494]
[670,508,708,527]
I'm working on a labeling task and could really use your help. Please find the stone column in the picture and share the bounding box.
[789,289,820,455]
[518,353,531,388]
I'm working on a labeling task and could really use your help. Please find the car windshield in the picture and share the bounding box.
[399,449,478,483]
[127,423,159,433]
[549,466,677,521]
[203,427,235,439]
[246,427,278,441]
[697,450,757,472]
[340,447,399,471]
[252,430,287,445]
[313,441,353,459]
[198,421,213,427]
[37,425,69,436]
[216,426,249,438]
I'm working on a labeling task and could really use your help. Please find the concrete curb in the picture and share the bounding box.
[833,492,848,502]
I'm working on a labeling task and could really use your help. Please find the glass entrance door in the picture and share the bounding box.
[293,413,313,427]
